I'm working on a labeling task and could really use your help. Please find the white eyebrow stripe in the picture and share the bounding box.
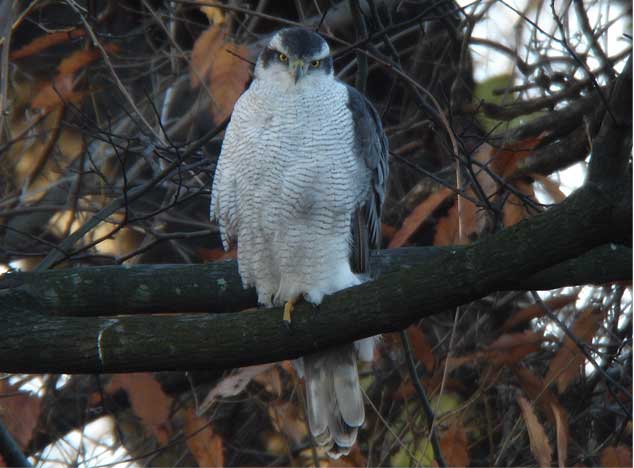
[269,34,285,52]
[318,41,330,59]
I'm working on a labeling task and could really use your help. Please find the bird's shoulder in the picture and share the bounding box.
[342,84,388,168]
[343,85,379,123]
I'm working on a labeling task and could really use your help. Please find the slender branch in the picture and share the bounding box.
[529,291,632,413]
[32,121,227,272]
[0,418,31,468]
[400,330,446,468]
[587,55,632,184]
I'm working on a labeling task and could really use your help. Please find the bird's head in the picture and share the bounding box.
[255,27,333,89]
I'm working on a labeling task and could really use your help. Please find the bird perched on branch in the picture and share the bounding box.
[211,27,388,458]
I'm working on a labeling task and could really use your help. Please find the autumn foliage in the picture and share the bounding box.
[0,1,631,467]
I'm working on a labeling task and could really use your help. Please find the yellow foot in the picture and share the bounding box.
[283,296,299,326]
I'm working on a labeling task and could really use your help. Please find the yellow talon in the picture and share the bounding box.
[283,297,298,324]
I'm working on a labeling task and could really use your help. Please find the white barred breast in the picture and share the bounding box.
[211,77,371,306]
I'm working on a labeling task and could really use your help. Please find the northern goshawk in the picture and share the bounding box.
[211,27,389,457]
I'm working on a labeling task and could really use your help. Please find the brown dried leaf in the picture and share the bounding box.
[439,419,470,467]
[32,44,119,110]
[254,366,283,397]
[514,367,561,424]
[268,400,308,445]
[106,373,172,444]
[388,187,452,248]
[441,354,481,374]
[472,143,498,200]
[427,136,545,248]
[485,330,544,366]
[490,135,545,177]
[343,445,368,468]
[191,26,224,87]
[0,381,42,448]
[433,196,479,246]
[198,247,237,262]
[600,446,632,467]
[198,3,225,24]
[11,28,87,60]
[381,222,397,243]
[190,26,251,123]
[551,403,569,468]
[265,432,287,456]
[184,408,224,467]
[545,307,606,393]
[503,181,536,227]
[470,137,544,232]
[517,395,552,468]
[199,364,275,414]
[407,325,435,373]
[394,375,466,400]
[502,294,578,332]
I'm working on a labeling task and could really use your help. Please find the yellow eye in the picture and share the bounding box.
[278,53,288,62]
[311,60,321,68]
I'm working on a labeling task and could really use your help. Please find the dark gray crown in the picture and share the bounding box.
[275,27,327,58]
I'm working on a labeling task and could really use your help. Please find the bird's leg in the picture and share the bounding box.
[283,295,301,327]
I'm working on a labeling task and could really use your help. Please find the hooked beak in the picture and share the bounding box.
[290,59,307,83]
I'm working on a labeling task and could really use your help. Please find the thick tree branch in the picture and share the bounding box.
[0,244,630,317]
[588,55,632,184]
[0,177,630,373]
[0,52,630,376]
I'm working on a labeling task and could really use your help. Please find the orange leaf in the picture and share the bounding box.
[502,294,578,331]
[106,373,172,444]
[517,395,552,468]
[407,325,435,373]
[190,26,251,123]
[32,44,119,110]
[11,29,87,60]
[551,403,569,468]
[196,1,226,24]
[545,307,606,393]
[0,381,42,448]
[490,135,545,177]
[429,136,546,248]
[184,408,224,467]
[199,247,237,262]
[388,187,452,248]
[433,195,479,246]
[600,446,632,467]
[439,420,470,467]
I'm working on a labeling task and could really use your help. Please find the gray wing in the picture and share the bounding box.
[346,85,389,273]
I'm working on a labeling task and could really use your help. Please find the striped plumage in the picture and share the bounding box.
[211,27,388,457]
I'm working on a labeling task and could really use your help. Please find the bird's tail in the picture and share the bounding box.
[302,343,364,458]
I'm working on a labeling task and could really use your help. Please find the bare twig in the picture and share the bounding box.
[400,330,446,467]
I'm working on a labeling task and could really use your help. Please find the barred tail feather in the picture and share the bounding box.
[303,344,364,458]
